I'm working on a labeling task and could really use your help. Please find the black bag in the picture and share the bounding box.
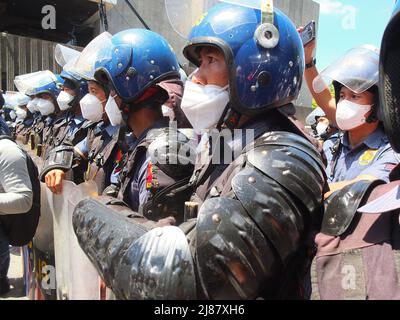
[0,136,41,246]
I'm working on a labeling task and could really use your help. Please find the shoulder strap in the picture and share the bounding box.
[117,136,156,199]
[329,131,344,180]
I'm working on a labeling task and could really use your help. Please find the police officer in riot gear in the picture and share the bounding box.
[54,70,89,144]
[40,70,91,159]
[42,33,124,195]
[72,1,327,300]
[40,66,101,185]
[12,94,31,140]
[43,29,194,216]
[91,28,195,216]
[14,72,64,157]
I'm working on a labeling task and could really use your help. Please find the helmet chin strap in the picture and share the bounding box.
[366,103,378,124]
[217,103,242,131]
[120,105,131,132]
[117,121,130,154]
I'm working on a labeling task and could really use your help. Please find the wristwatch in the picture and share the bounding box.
[306,58,316,69]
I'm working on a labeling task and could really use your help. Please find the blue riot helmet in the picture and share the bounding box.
[59,69,89,110]
[13,71,63,117]
[379,0,400,152]
[68,32,113,98]
[176,1,304,116]
[16,71,63,99]
[34,76,63,98]
[55,43,88,110]
[93,28,180,104]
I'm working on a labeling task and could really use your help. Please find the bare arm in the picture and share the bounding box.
[304,39,338,125]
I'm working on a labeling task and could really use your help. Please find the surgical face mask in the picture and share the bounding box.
[15,108,26,120]
[336,99,372,131]
[162,104,175,122]
[36,98,55,116]
[57,91,75,111]
[316,122,329,137]
[80,93,104,122]
[105,95,122,126]
[10,110,17,120]
[181,80,229,133]
[26,99,37,113]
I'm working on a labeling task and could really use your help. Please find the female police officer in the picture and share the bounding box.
[304,42,398,194]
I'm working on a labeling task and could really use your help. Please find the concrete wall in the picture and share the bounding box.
[100,0,320,121]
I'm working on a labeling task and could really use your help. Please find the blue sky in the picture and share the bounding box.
[314,0,395,70]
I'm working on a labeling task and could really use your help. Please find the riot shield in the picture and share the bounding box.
[51,181,74,299]
[67,181,100,300]
[51,180,100,300]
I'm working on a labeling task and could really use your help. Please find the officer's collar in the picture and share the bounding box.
[45,114,56,125]
[23,118,34,126]
[104,124,119,138]
[343,126,387,150]
[72,115,85,125]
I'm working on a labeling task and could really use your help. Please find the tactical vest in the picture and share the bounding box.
[116,128,194,224]
[41,116,68,159]
[85,125,121,194]
[310,180,400,300]
[15,123,31,145]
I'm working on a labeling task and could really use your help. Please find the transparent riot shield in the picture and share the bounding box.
[51,180,100,300]
[51,181,75,300]
[67,181,100,300]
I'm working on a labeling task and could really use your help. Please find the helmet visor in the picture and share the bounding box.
[14,71,58,95]
[55,44,81,67]
[313,45,380,94]
[68,32,113,81]
[165,0,262,39]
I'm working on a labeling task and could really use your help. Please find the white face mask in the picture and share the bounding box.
[36,98,55,116]
[80,94,104,122]
[316,122,329,137]
[105,95,122,126]
[57,91,75,111]
[26,98,39,113]
[15,108,26,120]
[162,104,175,122]
[10,110,18,120]
[336,99,372,131]
[181,80,229,133]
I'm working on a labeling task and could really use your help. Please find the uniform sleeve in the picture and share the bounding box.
[322,138,335,182]
[0,141,33,215]
[358,145,399,182]
[75,137,89,156]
